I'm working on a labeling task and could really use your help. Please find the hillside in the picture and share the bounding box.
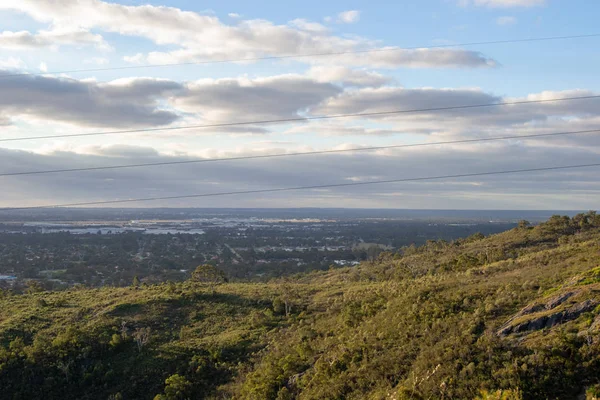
[1,213,600,399]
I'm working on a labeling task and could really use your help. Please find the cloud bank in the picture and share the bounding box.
[0,0,496,69]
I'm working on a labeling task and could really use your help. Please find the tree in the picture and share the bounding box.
[191,265,228,292]
[518,220,531,229]
[366,245,382,263]
[573,211,600,230]
[276,282,298,317]
[133,327,151,352]
[25,280,43,294]
[154,374,192,400]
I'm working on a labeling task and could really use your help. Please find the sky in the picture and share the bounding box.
[0,0,599,210]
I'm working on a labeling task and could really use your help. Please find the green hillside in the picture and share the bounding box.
[1,213,600,399]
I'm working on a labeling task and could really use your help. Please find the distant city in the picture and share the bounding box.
[0,208,582,291]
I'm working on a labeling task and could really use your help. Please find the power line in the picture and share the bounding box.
[1,163,598,211]
[1,33,599,79]
[2,95,600,143]
[1,128,598,178]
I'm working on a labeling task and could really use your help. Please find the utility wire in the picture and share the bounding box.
[2,95,600,143]
[1,128,598,178]
[1,33,599,78]
[1,163,598,211]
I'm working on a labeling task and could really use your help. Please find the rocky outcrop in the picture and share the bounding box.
[545,292,576,310]
[498,291,597,336]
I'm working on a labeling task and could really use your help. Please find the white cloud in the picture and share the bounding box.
[496,16,517,25]
[0,28,110,50]
[289,19,329,33]
[0,64,597,209]
[0,71,341,131]
[304,47,497,69]
[0,0,495,69]
[228,13,241,18]
[3,66,597,140]
[0,57,26,70]
[1,138,598,209]
[316,86,499,117]
[0,73,184,128]
[38,62,48,72]
[283,121,403,137]
[338,10,361,24]
[123,53,145,64]
[2,59,597,143]
[312,86,600,138]
[174,74,342,122]
[307,66,393,87]
[141,46,496,70]
[461,0,545,7]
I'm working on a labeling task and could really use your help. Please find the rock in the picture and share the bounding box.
[545,312,563,328]
[564,300,597,320]
[528,316,549,331]
[498,291,576,335]
[497,324,514,336]
[497,325,513,336]
[498,298,598,336]
[545,292,576,310]
[519,303,545,316]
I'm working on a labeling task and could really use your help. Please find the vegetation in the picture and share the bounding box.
[1,212,600,399]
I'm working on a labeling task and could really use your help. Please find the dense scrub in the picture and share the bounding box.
[1,212,600,399]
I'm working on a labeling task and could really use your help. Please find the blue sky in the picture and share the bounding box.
[0,0,599,209]
[3,0,600,92]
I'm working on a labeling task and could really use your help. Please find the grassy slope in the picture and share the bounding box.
[1,215,600,399]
